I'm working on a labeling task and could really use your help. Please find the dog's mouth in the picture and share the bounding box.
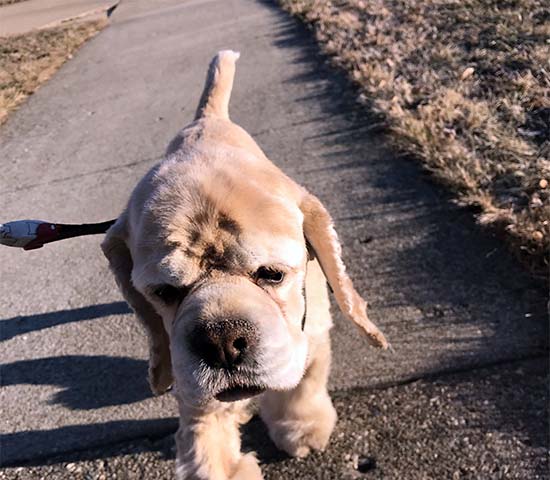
[215,385,266,402]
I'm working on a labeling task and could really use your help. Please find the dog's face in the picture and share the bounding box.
[102,51,388,408]
[126,151,311,404]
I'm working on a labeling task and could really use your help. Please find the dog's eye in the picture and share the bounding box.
[255,266,285,284]
[153,284,188,304]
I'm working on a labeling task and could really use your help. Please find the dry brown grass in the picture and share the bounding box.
[0,19,106,125]
[280,0,550,276]
[0,0,29,6]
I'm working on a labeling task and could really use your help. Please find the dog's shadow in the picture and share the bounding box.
[156,416,289,464]
[242,416,290,464]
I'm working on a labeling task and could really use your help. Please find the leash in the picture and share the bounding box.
[0,219,116,250]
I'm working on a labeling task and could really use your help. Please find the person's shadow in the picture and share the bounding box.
[1,301,131,342]
[2,355,151,410]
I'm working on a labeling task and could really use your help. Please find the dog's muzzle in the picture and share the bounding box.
[188,318,258,370]
[187,318,266,402]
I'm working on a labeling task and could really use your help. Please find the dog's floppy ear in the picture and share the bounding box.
[101,215,174,394]
[300,193,389,349]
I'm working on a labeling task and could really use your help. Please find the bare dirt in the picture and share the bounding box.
[0,19,105,124]
[0,0,29,6]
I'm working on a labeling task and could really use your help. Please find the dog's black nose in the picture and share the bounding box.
[189,319,258,370]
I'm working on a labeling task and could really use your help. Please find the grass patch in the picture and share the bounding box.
[0,19,106,125]
[280,0,549,276]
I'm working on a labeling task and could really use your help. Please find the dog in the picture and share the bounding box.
[102,50,389,480]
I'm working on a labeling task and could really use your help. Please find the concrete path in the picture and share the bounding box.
[0,0,547,477]
[0,0,115,36]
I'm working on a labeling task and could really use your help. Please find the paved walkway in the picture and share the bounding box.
[0,0,547,477]
[0,0,115,36]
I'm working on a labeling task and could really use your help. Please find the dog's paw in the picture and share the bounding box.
[266,400,337,458]
[229,453,263,480]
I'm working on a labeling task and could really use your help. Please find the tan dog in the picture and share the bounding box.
[102,50,389,480]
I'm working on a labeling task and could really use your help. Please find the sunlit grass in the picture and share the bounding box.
[281,0,549,276]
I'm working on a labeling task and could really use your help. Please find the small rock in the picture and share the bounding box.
[357,456,376,473]
[532,230,543,241]
[530,194,543,207]
[460,67,474,80]
[539,178,548,189]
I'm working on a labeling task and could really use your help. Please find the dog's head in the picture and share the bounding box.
[102,51,388,405]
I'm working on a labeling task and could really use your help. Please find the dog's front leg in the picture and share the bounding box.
[260,332,337,458]
[175,399,262,480]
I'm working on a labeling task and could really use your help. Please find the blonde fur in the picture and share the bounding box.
[102,50,388,480]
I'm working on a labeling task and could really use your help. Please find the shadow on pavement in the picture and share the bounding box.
[262,358,549,479]
[0,301,131,342]
[1,418,178,468]
[5,359,546,476]
[2,411,294,469]
[2,355,151,410]
[256,0,549,463]
[242,416,289,465]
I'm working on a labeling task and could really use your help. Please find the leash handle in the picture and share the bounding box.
[0,219,116,250]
